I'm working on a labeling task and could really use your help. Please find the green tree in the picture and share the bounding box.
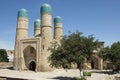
[99,46,111,60]
[110,42,120,71]
[0,49,9,62]
[49,31,98,76]
[100,41,120,71]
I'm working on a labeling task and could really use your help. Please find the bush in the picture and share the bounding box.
[0,49,9,62]
[76,77,86,80]
[83,71,92,76]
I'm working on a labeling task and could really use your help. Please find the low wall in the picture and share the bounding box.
[0,62,13,69]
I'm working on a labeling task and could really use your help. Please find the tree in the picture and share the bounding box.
[99,46,111,60]
[111,42,120,70]
[100,41,120,72]
[49,31,98,76]
[0,49,9,62]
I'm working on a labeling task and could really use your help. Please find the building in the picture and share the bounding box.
[14,3,63,72]
[14,3,107,72]
[6,50,14,62]
[84,42,104,70]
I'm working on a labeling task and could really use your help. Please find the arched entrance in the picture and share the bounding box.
[91,61,95,69]
[29,61,36,71]
[91,56,98,69]
[23,45,36,70]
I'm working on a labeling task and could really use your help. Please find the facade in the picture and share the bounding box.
[14,4,63,72]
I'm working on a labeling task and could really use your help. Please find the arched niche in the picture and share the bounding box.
[23,45,36,70]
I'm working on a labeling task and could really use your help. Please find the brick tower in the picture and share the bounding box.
[40,4,53,71]
[14,8,29,70]
[54,16,63,43]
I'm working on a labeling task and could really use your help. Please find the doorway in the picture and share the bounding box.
[91,61,95,69]
[29,61,36,71]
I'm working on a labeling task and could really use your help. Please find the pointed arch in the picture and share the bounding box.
[23,45,36,70]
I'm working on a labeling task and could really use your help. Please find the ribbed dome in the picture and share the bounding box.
[54,16,62,23]
[40,4,52,14]
[34,19,40,27]
[18,8,28,18]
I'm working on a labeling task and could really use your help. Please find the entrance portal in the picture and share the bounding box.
[29,61,36,71]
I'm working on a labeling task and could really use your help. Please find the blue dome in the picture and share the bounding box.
[18,8,28,18]
[40,4,52,14]
[34,19,40,27]
[54,16,62,23]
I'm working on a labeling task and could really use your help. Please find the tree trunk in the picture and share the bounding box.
[78,63,83,77]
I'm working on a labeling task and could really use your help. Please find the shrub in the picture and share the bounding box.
[83,71,92,76]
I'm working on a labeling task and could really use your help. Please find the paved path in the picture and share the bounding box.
[0,69,80,80]
[0,69,120,80]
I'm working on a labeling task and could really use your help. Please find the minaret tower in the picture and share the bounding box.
[14,8,29,70]
[40,4,52,71]
[34,19,40,36]
[54,16,63,43]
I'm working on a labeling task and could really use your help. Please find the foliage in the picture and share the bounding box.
[100,41,120,71]
[0,49,9,62]
[83,71,92,76]
[99,46,111,60]
[49,31,98,76]
[110,41,120,70]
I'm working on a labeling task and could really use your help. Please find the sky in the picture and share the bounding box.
[0,0,120,50]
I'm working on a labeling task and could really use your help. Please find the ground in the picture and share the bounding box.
[0,69,120,80]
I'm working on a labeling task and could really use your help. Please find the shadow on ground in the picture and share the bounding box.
[92,70,120,75]
[0,77,28,80]
[50,76,78,80]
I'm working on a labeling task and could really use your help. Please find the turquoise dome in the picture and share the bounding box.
[34,19,40,27]
[40,4,52,14]
[18,8,28,18]
[54,16,62,23]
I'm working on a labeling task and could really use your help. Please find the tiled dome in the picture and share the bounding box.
[18,8,28,18]
[34,19,40,27]
[54,16,62,23]
[40,4,52,14]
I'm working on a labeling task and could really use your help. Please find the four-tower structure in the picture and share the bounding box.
[14,3,63,72]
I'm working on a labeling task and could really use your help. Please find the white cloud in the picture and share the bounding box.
[0,40,14,50]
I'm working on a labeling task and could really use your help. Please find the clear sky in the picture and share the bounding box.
[0,0,120,50]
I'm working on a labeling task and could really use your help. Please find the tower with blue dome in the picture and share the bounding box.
[34,19,40,36]
[40,3,53,71]
[54,16,63,42]
[14,8,29,70]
